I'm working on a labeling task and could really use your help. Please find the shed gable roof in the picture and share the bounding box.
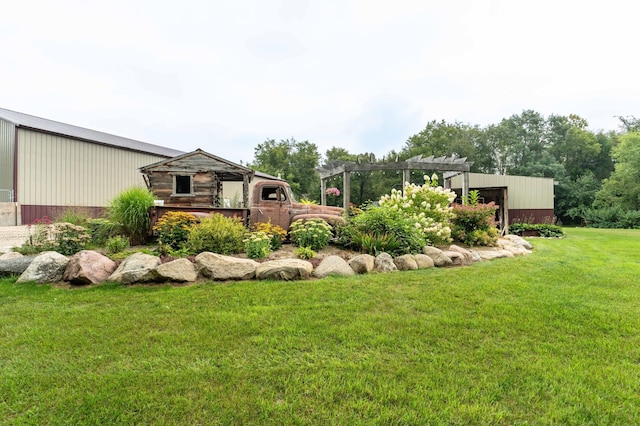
[0,107,183,158]
[140,148,255,181]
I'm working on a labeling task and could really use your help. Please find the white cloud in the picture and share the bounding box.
[3,0,640,163]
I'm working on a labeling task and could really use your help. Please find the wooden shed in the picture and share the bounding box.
[139,149,255,208]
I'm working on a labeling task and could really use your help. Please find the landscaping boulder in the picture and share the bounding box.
[422,246,453,267]
[255,259,313,281]
[476,249,515,261]
[443,250,466,266]
[448,245,474,265]
[108,252,161,284]
[143,258,199,283]
[0,252,23,260]
[414,254,435,269]
[313,255,355,278]
[348,254,375,274]
[374,252,397,273]
[503,234,533,250]
[63,250,117,285]
[470,251,483,263]
[393,254,418,271]
[195,252,259,281]
[17,251,69,284]
[0,255,35,276]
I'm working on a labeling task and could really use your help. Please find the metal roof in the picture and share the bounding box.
[0,107,183,158]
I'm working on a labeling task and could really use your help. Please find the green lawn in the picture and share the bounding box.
[1,227,640,425]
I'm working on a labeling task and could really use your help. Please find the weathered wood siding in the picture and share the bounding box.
[17,129,168,206]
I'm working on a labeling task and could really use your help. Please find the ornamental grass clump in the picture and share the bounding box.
[289,219,333,251]
[378,174,456,246]
[108,187,155,245]
[244,231,273,259]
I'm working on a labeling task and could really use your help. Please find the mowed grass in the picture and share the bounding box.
[1,228,640,425]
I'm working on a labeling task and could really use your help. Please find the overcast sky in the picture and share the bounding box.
[3,0,639,164]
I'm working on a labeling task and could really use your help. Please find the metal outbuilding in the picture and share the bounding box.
[446,172,555,230]
[0,107,183,225]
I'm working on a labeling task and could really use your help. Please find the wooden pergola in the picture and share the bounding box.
[317,155,473,209]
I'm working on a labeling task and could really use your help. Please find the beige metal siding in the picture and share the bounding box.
[450,173,554,209]
[0,119,15,201]
[17,129,168,206]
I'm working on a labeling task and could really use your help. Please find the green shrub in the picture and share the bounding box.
[153,211,198,249]
[108,187,155,245]
[451,202,499,246]
[289,219,333,251]
[295,246,316,259]
[51,223,91,255]
[582,206,640,229]
[186,214,246,254]
[86,218,122,246]
[509,223,565,238]
[15,217,55,255]
[54,207,93,226]
[378,175,456,246]
[338,206,425,256]
[105,235,130,254]
[244,231,272,259]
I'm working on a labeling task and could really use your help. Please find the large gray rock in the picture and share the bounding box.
[393,254,418,271]
[414,254,435,269]
[313,255,355,278]
[17,251,69,283]
[374,252,397,273]
[503,234,533,250]
[422,246,453,267]
[108,252,161,284]
[143,258,199,283]
[255,259,313,281]
[64,250,117,285]
[476,249,515,261]
[0,252,23,260]
[195,252,259,281]
[443,250,466,266]
[0,255,35,276]
[448,245,474,265]
[348,254,375,274]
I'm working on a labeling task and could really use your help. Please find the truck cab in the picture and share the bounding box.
[251,181,344,230]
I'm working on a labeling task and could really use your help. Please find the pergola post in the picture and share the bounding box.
[320,178,327,206]
[242,174,250,208]
[402,169,410,195]
[343,170,351,211]
[462,172,470,204]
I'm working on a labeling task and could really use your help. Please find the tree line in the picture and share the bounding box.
[250,110,640,226]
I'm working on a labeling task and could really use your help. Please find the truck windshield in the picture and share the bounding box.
[286,187,297,202]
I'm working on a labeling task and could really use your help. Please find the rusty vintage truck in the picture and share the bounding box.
[149,180,344,231]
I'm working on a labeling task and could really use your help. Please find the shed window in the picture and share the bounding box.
[174,175,192,195]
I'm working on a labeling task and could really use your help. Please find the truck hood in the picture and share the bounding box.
[290,203,344,217]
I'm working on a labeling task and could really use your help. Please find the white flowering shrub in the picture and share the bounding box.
[378,174,456,246]
[289,218,333,250]
[244,231,272,259]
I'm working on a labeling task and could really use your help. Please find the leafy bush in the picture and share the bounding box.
[15,217,55,255]
[244,231,273,259]
[451,200,499,246]
[86,218,122,246]
[153,211,198,249]
[338,206,425,256]
[251,220,287,250]
[186,214,246,254]
[108,187,155,245]
[295,246,316,259]
[105,235,130,254]
[51,223,91,255]
[509,223,565,238]
[582,206,640,229]
[378,175,456,245]
[289,219,333,251]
